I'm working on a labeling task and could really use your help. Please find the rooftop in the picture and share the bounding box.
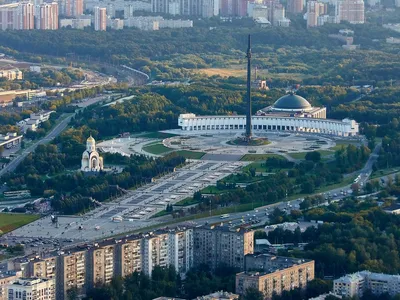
[383,203,400,212]
[272,93,312,111]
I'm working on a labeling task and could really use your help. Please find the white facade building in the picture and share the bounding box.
[81,135,104,172]
[7,277,55,300]
[334,271,400,298]
[178,94,358,137]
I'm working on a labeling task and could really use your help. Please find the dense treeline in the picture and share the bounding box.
[0,21,399,84]
[191,146,369,213]
[267,197,400,278]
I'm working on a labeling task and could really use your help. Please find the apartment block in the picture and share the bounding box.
[115,238,142,277]
[236,255,315,299]
[193,225,254,271]
[87,243,116,289]
[17,2,34,30]
[0,68,22,81]
[7,277,55,300]
[168,228,193,276]
[94,6,107,31]
[142,233,170,276]
[287,0,303,14]
[0,272,21,300]
[334,271,400,298]
[37,2,59,30]
[0,4,18,30]
[26,257,57,280]
[338,0,364,24]
[56,251,86,300]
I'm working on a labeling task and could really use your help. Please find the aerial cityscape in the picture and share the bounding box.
[0,0,398,299]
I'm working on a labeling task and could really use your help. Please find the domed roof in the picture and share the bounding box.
[87,135,95,143]
[273,93,312,110]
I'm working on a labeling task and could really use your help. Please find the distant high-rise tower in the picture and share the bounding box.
[245,34,252,141]
[17,2,34,30]
[339,0,364,24]
[37,2,58,30]
[94,6,106,31]
[307,1,319,27]
[287,0,303,14]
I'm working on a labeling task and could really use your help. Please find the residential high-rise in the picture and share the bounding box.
[116,238,142,277]
[193,225,254,270]
[236,255,315,299]
[307,1,319,27]
[169,228,193,276]
[0,4,18,30]
[287,0,303,14]
[220,0,247,16]
[94,6,107,31]
[37,2,59,30]
[26,257,57,280]
[7,278,55,300]
[338,0,364,24]
[16,2,35,30]
[142,233,170,276]
[73,0,83,16]
[87,243,116,289]
[56,250,86,300]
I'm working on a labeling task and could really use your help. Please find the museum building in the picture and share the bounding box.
[178,93,359,136]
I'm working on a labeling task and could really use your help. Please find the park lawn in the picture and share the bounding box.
[150,210,171,218]
[175,150,205,160]
[200,186,235,194]
[330,140,361,151]
[174,197,200,206]
[0,214,40,234]
[288,150,334,160]
[140,132,177,139]
[240,154,286,161]
[142,143,172,154]
[242,161,269,173]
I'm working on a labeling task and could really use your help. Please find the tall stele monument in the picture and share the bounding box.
[245,34,252,142]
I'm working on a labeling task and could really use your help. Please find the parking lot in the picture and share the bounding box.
[4,160,247,245]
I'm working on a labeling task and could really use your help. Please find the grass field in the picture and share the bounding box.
[0,214,40,234]
[175,150,205,160]
[142,143,172,154]
[240,154,286,161]
[194,68,313,81]
[371,168,400,179]
[174,197,200,206]
[330,140,361,151]
[242,161,270,173]
[140,132,177,139]
[288,150,334,160]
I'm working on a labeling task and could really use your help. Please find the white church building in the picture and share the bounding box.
[178,93,359,137]
[81,135,104,172]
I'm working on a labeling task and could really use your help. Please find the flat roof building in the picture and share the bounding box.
[7,277,55,300]
[334,271,400,298]
[236,254,315,299]
[193,225,254,271]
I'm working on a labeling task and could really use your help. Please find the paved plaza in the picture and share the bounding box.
[7,160,247,242]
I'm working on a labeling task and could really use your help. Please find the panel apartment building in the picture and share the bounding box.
[236,254,315,299]
[193,225,254,270]
[25,227,195,299]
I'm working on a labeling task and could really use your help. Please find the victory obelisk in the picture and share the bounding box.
[245,34,252,142]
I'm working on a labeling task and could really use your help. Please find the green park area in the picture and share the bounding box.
[0,214,40,235]
[142,142,172,155]
[175,150,205,160]
[240,153,285,161]
[287,150,334,160]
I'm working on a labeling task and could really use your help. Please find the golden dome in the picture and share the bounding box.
[87,135,95,143]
